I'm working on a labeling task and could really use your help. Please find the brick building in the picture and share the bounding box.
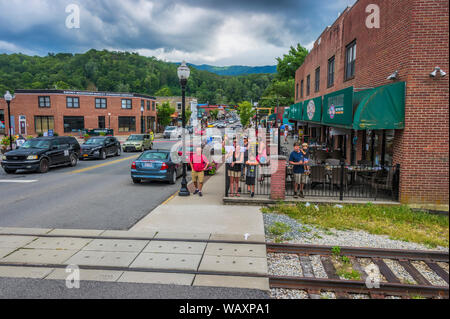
[0,90,157,137]
[292,0,448,207]
[155,96,198,129]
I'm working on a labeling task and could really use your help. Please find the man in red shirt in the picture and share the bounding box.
[189,146,209,197]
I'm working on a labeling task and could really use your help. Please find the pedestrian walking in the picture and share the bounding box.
[289,142,308,198]
[284,128,288,144]
[228,141,244,197]
[189,146,209,197]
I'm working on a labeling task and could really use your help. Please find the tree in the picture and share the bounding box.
[155,86,172,96]
[210,109,219,121]
[238,101,255,128]
[276,43,308,81]
[157,102,175,128]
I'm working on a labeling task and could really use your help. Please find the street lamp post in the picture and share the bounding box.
[4,91,13,150]
[177,61,191,197]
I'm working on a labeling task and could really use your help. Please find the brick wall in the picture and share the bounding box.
[0,92,157,136]
[294,0,449,205]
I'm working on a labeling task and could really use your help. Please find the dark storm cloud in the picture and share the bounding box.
[0,0,355,64]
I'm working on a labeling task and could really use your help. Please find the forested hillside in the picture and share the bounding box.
[189,64,276,76]
[0,49,273,105]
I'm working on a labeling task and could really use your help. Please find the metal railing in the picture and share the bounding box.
[225,163,272,197]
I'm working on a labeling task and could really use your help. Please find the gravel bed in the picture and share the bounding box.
[357,258,387,282]
[385,296,402,299]
[383,259,416,285]
[270,288,308,299]
[350,294,370,299]
[267,253,303,277]
[437,262,449,273]
[309,255,327,278]
[263,212,449,252]
[320,291,336,299]
[410,261,449,287]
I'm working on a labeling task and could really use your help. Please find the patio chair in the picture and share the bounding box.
[370,168,395,200]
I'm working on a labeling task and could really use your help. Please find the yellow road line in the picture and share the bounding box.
[161,191,179,205]
[68,155,139,174]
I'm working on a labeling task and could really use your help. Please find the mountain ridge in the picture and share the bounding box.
[187,64,277,76]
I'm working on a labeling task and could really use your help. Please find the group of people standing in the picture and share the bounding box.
[225,136,267,198]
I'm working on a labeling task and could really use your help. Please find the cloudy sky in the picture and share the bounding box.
[0,0,356,66]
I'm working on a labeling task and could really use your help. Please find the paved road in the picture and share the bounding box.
[0,139,188,230]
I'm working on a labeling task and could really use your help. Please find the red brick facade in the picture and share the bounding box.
[0,90,157,137]
[295,0,449,205]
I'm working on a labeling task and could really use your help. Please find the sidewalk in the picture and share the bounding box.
[130,164,266,241]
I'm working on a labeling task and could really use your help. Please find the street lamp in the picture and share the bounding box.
[141,106,145,134]
[4,91,13,150]
[177,61,191,197]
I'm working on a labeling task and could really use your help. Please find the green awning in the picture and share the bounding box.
[289,103,302,121]
[322,86,354,128]
[352,82,405,130]
[302,97,322,123]
[283,108,290,119]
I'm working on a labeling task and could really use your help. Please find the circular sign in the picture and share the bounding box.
[329,104,336,119]
[307,100,316,121]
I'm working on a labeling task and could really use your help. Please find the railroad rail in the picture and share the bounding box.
[267,242,449,299]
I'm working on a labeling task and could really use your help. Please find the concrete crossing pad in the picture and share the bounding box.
[0,266,54,279]
[82,239,149,253]
[0,248,19,259]
[46,268,124,282]
[99,230,157,239]
[118,271,195,286]
[198,255,268,275]
[155,232,211,240]
[130,253,202,271]
[204,243,267,258]
[24,237,92,250]
[143,241,206,255]
[1,249,78,265]
[194,275,270,291]
[64,251,139,268]
[47,229,104,237]
[0,236,37,248]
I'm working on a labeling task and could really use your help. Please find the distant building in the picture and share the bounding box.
[0,89,157,136]
[155,96,198,128]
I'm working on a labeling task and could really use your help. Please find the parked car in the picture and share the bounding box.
[1,136,80,174]
[80,136,121,160]
[123,134,153,152]
[131,150,182,184]
[163,126,178,139]
[82,128,114,137]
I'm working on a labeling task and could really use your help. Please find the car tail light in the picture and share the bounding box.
[160,162,168,170]
[131,162,136,169]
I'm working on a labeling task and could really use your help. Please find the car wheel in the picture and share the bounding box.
[101,150,107,160]
[69,154,78,167]
[169,170,177,184]
[38,158,49,174]
[4,168,17,174]
[132,178,141,184]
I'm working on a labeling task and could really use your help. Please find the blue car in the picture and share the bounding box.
[131,150,182,184]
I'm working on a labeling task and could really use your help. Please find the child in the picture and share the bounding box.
[246,154,259,198]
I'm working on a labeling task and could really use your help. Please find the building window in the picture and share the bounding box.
[345,40,356,80]
[152,101,156,111]
[38,96,51,108]
[300,80,304,98]
[315,67,320,92]
[328,56,335,87]
[35,116,54,134]
[306,75,310,96]
[147,101,150,111]
[177,102,182,110]
[95,98,107,109]
[121,99,132,109]
[296,83,299,100]
[98,116,105,129]
[141,100,145,110]
[66,97,80,108]
[63,116,84,133]
[118,116,136,132]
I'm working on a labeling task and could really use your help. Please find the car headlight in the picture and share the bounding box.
[2,155,6,160]
[27,155,38,160]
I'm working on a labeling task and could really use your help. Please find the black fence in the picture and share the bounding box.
[286,163,400,201]
[225,163,272,197]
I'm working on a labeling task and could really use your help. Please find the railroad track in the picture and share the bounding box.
[266,243,449,299]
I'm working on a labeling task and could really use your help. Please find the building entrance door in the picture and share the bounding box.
[19,115,26,135]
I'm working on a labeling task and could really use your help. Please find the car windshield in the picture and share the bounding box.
[20,140,51,149]
[85,138,105,145]
[127,135,144,141]
[140,152,168,160]
[165,127,176,131]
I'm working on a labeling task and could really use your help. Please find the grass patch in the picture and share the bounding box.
[267,222,292,236]
[262,203,449,248]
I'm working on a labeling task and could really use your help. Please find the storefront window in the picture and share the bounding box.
[363,130,394,166]
[64,116,84,133]
[118,116,136,132]
[0,110,5,134]
[35,116,55,134]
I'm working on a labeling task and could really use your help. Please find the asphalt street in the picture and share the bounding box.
[0,139,188,230]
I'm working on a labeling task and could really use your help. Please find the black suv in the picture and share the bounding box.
[1,136,80,174]
[80,136,121,160]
